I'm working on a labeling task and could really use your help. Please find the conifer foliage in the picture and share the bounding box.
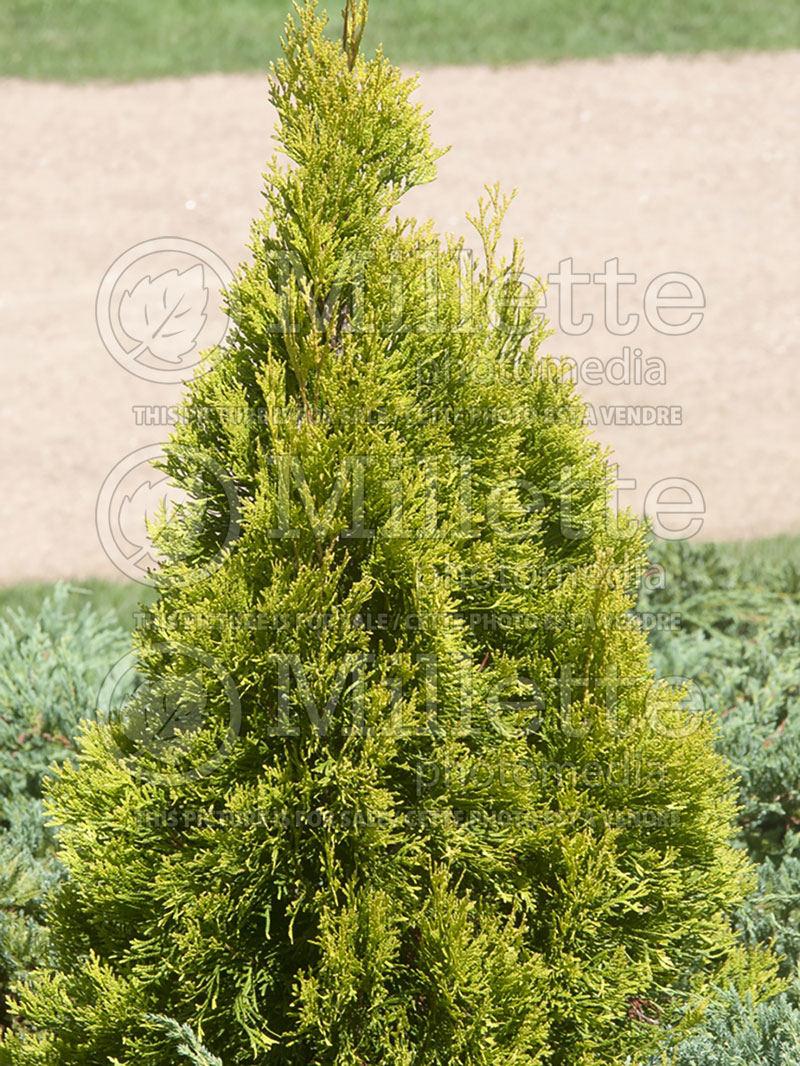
[1,4,766,1064]
[0,588,130,1038]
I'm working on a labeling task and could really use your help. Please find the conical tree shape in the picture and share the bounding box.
[1,3,767,1064]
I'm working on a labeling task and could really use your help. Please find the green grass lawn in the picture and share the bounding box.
[1,0,799,81]
[700,532,800,579]
[0,579,155,632]
[1,534,798,634]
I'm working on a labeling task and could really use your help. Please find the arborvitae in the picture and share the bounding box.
[1,4,775,1063]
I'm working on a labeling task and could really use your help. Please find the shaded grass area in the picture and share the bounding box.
[710,533,800,573]
[639,533,800,652]
[1,0,798,82]
[0,580,154,633]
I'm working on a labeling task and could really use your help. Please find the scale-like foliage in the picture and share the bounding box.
[1,5,773,1064]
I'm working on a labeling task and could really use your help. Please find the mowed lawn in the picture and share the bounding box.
[2,0,799,81]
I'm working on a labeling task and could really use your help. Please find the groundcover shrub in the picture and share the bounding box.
[660,985,800,1066]
[640,539,800,972]
[0,586,129,1034]
[638,539,800,1062]
[0,4,779,1063]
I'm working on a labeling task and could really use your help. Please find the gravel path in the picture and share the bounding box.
[1,50,798,583]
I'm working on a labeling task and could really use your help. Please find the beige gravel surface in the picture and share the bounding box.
[0,50,798,584]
